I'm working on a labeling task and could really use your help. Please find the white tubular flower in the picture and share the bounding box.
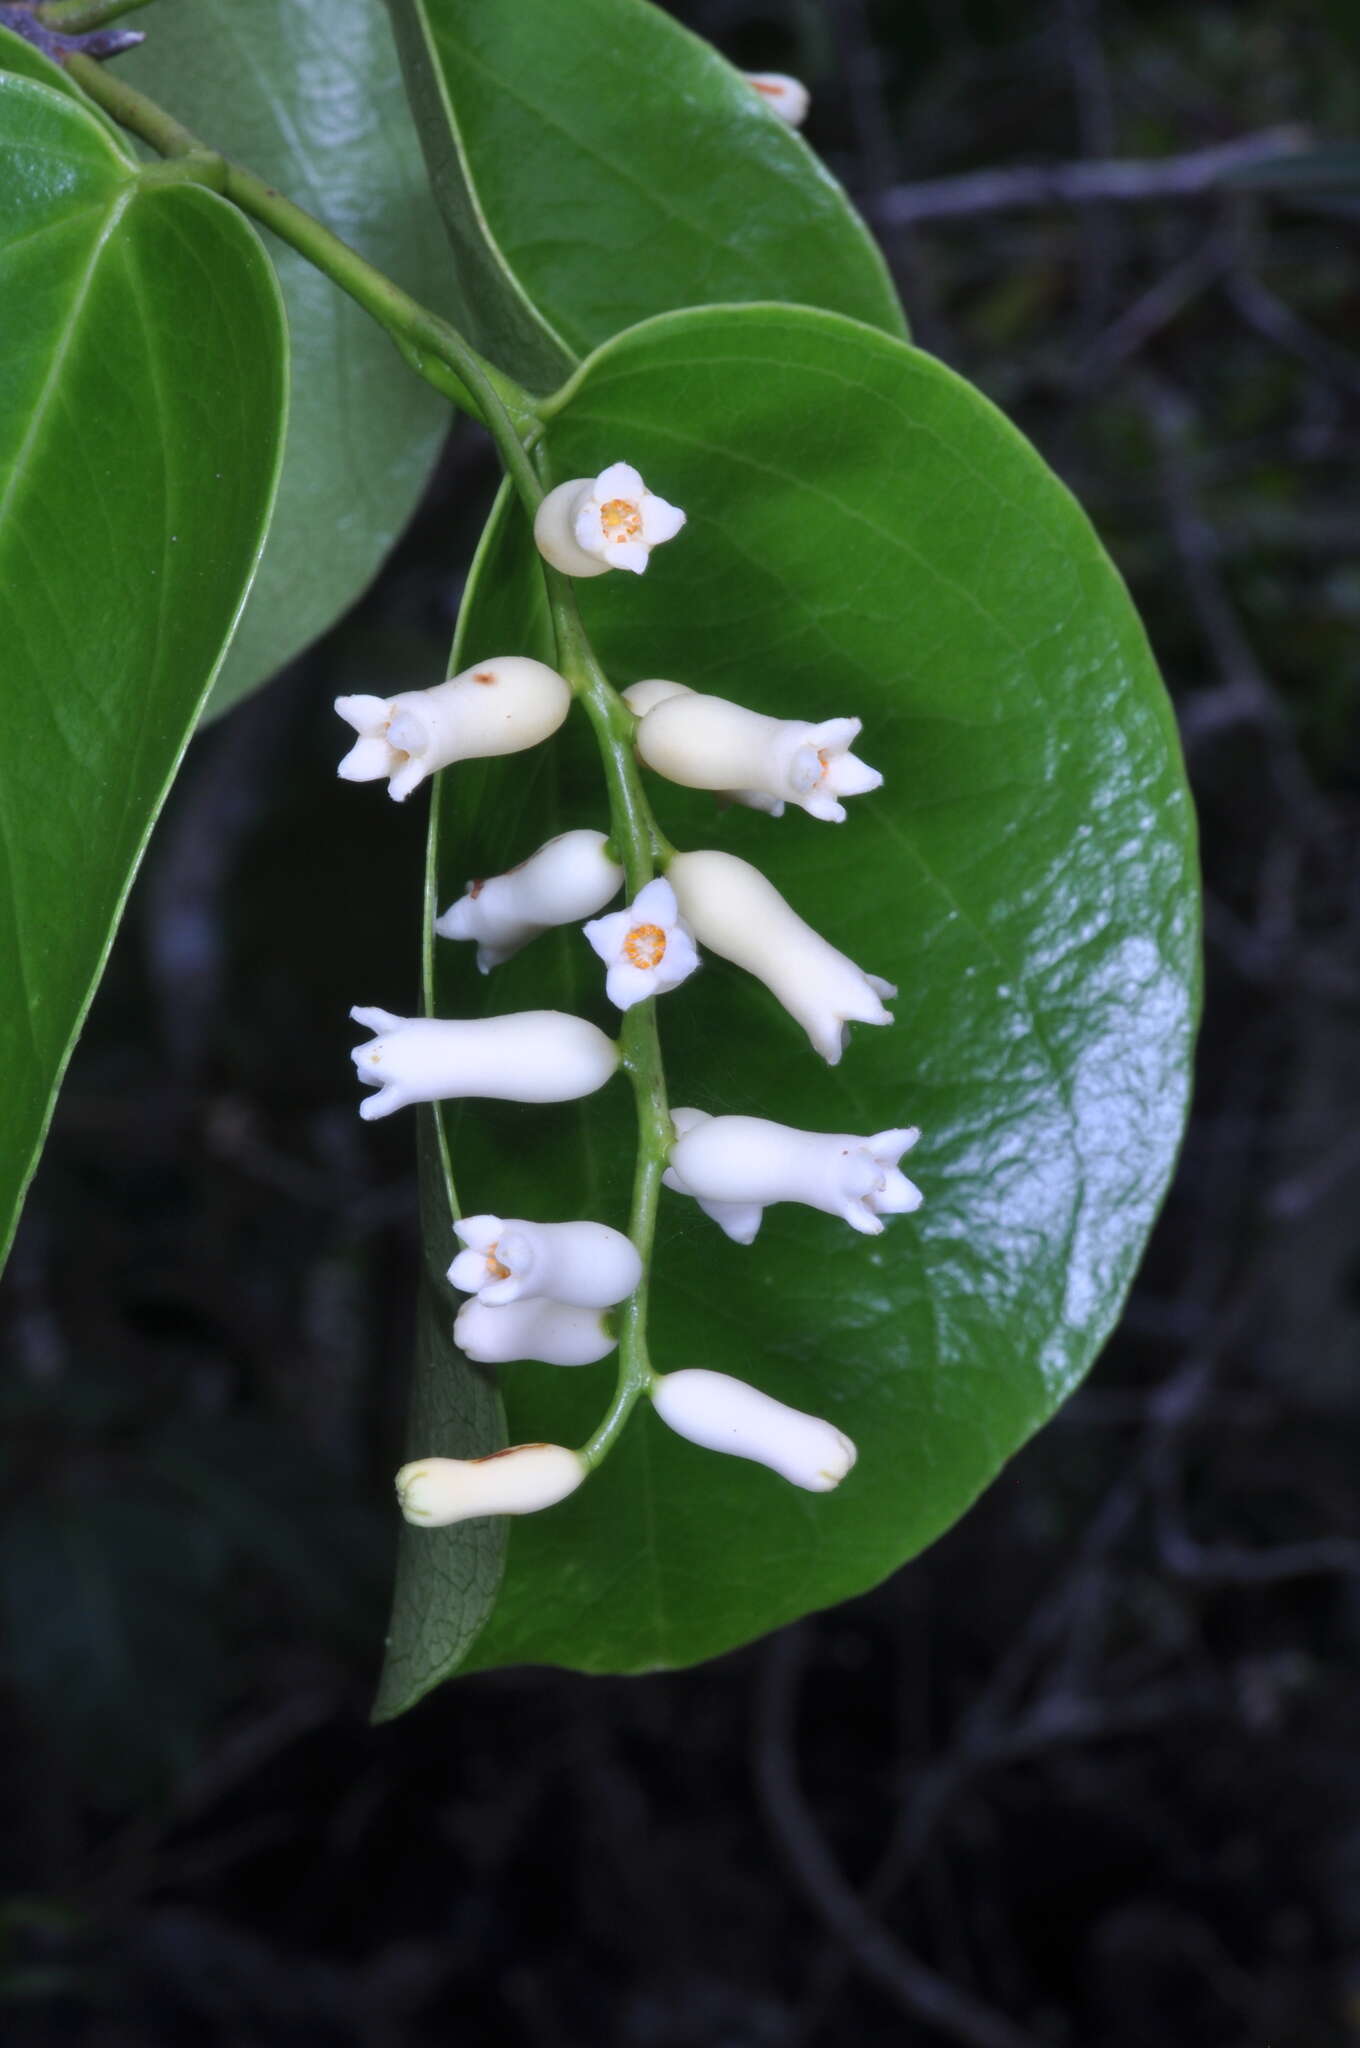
[621,681,783,815]
[434,829,625,973]
[744,73,811,128]
[335,655,570,802]
[449,1214,642,1309]
[667,849,895,1065]
[633,688,882,823]
[662,1108,766,1244]
[396,1444,585,1526]
[350,1007,617,1119]
[454,1295,615,1366]
[665,1110,922,1241]
[583,877,701,1011]
[653,1370,855,1491]
[534,462,686,578]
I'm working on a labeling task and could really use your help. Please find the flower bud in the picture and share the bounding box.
[633,689,882,823]
[449,1215,641,1309]
[454,1295,615,1366]
[744,72,811,127]
[435,828,624,972]
[665,1110,921,1240]
[652,1370,855,1491]
[350,1007,618,1119]
[667,849,894,1064]
[396,1444,585,1525]
[621,682,782,814]
[534,462,686,578]
[335,656,571,801]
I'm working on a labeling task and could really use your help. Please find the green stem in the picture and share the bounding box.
[63,52,539,439]
[536,569,673,1466]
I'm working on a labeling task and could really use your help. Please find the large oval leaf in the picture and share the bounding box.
[387,0,905,391]
[119,0,456,716]
[0,75,286,1267]
[378,303,1199,1705]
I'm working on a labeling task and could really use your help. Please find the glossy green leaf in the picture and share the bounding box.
[0,21,125,139]
[0,75,286,1268]
[387,0,905,392]
[119,0,456,716]
[376,302,1199,1705]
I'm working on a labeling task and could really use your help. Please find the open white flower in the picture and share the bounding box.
[435,829,624,973]
[664,1109,922,1241]
[454,1295,615,1366]
[653,1369,855,1491]
[622,681,783,815]
[584,877,700,1011]
[743,72,811,128]
[396,1444,585,1526]
[335,656,570,802]
[633,687,882,823]
[350,1007,617,1119]
[667,849,895,1064]
[534,462,686,578]
[449,1214,641,1309]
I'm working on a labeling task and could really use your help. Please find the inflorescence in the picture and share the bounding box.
[336,461,920,1527]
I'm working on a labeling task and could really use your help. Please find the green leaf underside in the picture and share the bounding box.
[118,0,457,718]
[374,302,1199,1706]
[387,0,905,393]
[0,75,286,1268]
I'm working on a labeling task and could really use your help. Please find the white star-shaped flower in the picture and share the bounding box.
[534,463,686,578]
[583,877,700,1011]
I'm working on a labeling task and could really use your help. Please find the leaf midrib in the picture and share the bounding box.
[0,178,135,541]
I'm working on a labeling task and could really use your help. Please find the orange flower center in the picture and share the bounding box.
[601,497,643,541]
[486,1242,512,1281]
[624,923,667,970]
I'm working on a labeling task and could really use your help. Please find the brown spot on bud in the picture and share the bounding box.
[468,877,485,898]
[473,670,496,684]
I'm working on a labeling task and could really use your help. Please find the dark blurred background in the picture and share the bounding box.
[3,1,1358,2042]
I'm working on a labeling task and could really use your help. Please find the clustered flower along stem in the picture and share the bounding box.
[75,37,908,1521]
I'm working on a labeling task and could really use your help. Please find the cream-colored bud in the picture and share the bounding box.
[350,1007,618,1119]
[744,72,811,127]
[652,1370,855,1491]
[634,688,881,823]
[667,849,894,1064]
[335,657,571,802]
[435,829,624,972]
[396,1444,585,1525]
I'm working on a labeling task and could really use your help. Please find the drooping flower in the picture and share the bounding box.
[349,1007,617,1119]
[621,681,783,815]
[449,1214,641,1309]
[743,72,811,127]
[583,877,700,1012]
[396,1444,586,1526]
[454,1295,616,1366]
[632,687,882,823]
[667,849,894,1064]
[534,462,686,578]
[664,1109,922,1241]
[435,828,624,973]
[652,1369,854,1490]
[334,656,571,802]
